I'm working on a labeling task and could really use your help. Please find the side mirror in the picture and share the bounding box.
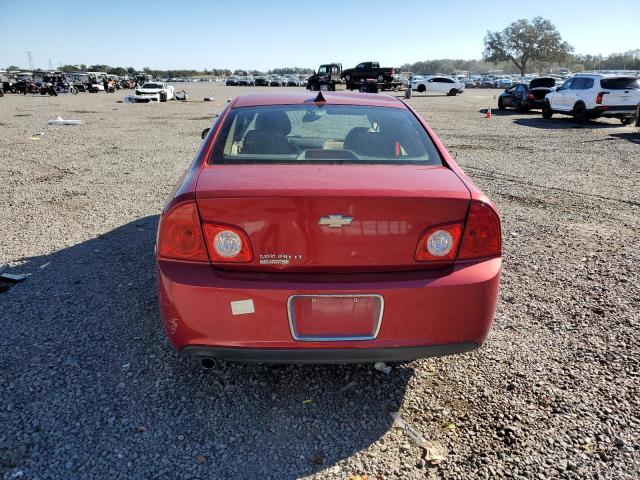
[201,128,210,139]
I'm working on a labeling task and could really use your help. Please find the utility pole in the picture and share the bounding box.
[26,51,34,70]
[48,58,53,70]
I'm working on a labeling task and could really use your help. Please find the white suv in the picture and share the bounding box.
[410,75,465,96]
[542,74,640,124]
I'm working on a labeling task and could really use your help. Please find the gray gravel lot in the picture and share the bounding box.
[1,85,638,479]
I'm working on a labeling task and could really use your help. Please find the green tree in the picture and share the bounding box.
[483,17,573,76]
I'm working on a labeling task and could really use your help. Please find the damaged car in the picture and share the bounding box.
[132,82,175,102]
[498,77,557,111]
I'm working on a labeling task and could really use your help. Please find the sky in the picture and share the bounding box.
[1,0,638,71]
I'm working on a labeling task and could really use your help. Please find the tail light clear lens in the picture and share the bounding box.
[415,223,463,261]
[156,202,208,262]
[202,223,253,263]
[458,202,501,260]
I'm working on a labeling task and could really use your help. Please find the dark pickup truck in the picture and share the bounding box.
[342,62,395,84]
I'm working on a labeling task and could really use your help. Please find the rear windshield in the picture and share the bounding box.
[600,78,640,90]
[209,105,442,165]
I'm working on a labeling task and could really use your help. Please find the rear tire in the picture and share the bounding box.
[447,88,457,96]
[573,102,588,124]
[542,102,553,119]
[417,84,426,93]
[345,74,352,83]
[621,117,634,125]
[498,97,505,110]
[377,74,384,83]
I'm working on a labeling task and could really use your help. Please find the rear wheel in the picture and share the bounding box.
[621,117,634,125]
[573,102,588,124]
[344,74,352,83]
[377,74,384,83]
[447,88,457,96]
[71,87,78,95]
[498,97,505,110]
[542,102,553,119]
[416,84,426,93]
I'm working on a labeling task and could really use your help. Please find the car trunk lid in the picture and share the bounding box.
[196,164,471,272]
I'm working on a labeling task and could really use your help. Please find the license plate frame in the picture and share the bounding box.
[287,294,384,342]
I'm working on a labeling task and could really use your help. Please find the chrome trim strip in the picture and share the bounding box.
[287,294,384,342]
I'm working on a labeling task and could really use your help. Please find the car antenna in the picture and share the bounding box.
[314,91,326,103]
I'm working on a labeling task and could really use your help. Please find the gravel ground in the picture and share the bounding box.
[0,85,638,480]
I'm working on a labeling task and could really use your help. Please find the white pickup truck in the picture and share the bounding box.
[133,82,175,102]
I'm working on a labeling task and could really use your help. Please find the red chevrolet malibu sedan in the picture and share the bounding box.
[156,91,501,363]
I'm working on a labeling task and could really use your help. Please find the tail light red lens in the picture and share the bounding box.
[157,202,208,262]
[527,93,535,100]
[415,223,463,261]
[595,92,605,104]
[458,202,501,260]
[202,223,253,263]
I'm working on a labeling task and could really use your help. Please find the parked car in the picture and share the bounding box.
[268,76,283,87]
[285,76,299,87]
[479,77,496,88]
[225,77,240,86]
[156,91,502,364]
[542,74,640,124]
[134,82,175,102]
[341,61,395,84]
[254,76,269,86]
[411,76,465,96]
[495,77,512,89]
[464,79,478,88]
[498,77,557,111]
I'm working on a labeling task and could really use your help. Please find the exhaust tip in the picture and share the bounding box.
[201,357,215,369]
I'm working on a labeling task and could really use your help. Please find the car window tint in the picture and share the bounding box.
[582,78,594,89]
[600,77,640,89]
[560,79,573,90]
[571,78,584,90]
[211,105,443,166]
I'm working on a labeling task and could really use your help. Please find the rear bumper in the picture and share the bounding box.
[182,342,479,364]
[592,105,637,117]
[157,258,501,363]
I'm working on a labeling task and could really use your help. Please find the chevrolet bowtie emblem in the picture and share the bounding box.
[318,215,353,228]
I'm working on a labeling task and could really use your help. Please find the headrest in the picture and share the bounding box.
[255,111,291,135]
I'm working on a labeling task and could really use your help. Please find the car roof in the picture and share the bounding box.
[232,92,406,109]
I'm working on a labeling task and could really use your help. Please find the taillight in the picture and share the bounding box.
[157,202,208,262]
[458,202,501,260]
[202,223,253,263]
[527,92,535,100]
[595,91,606,104]
[415,223,463,261]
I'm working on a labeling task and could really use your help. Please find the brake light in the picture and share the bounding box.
[458,202,501,260]
[202,223,253,263]
[157,202,208,262]
[415,223,463,261]
[527,92,535,100]
[595,91,605,104]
